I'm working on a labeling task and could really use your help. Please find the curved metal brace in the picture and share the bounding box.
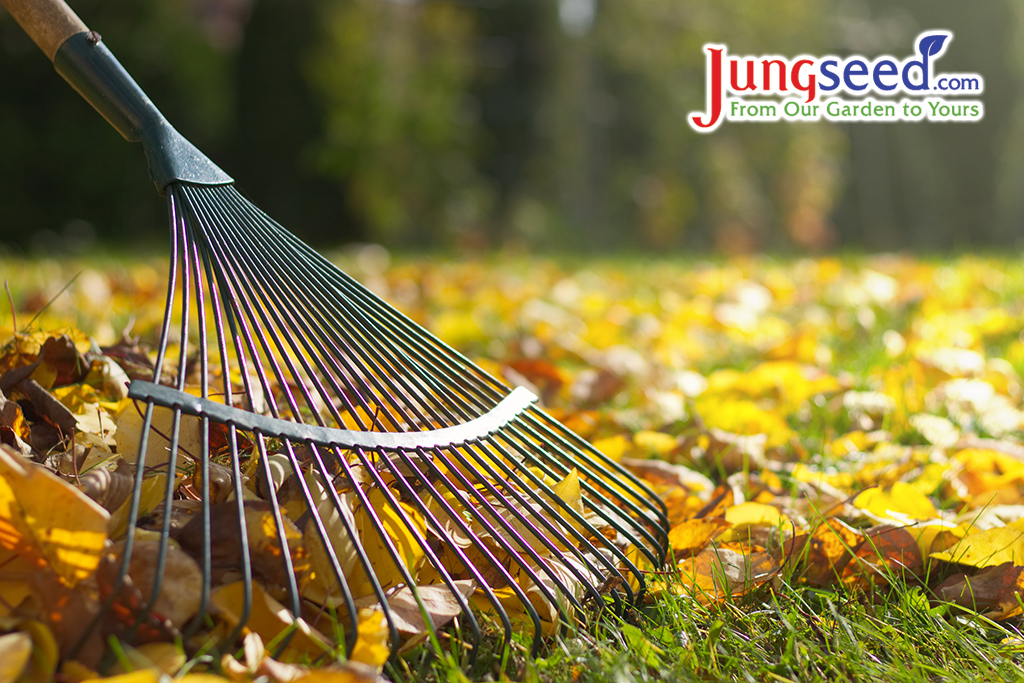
[127,380,538,450]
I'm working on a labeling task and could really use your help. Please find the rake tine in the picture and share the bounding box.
[10,4,673,666]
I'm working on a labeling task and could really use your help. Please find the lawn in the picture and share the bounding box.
[3,251,1024,682]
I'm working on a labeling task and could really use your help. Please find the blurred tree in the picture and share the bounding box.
[0,0,237,251]
[229,0,359,245]
[307,0,486,247]
[829,0,1021,250]
[520,0,842,252]
[0,0,1020,254]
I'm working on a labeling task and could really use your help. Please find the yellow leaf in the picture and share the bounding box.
[590,434,630,462]
[349,609,390,671]
[0,446,108,585]
[549,468,584,519]
[667,518,730,556]
[12,619,58,683]
[107,474,170,540]
[693,398,794,448]
[109,642,185,677]
[931,527,1024,568]
[212,581,332,660]
[58,660,99,683]
[715,502,788,543]
[632,431,677,458]
[114,401,204,468]
[348,489,426,599]
[854,483,937,522]
[0,632,31,683]
[0,547,32,619]
[906,520,964,558]
[87,673,160,683]
[295,666,383,683]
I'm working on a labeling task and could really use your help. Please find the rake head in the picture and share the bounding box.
[3,6,671,666]
[111,181,670,660]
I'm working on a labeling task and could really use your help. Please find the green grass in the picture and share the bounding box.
[396,581,1024,683]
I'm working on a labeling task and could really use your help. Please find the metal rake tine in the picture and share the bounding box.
[395,444,547,654]
[426,442,584,619]
[195,190,431,432]
[204,189,471,431]
[467,429,636,607]
[338,444,487,662]
[254,436,305,656]
[518,413,669,569]
[235,210,511,407]
[180,202,216,640]
[438,437,607,607]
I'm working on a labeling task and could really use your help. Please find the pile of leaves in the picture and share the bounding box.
[3,253,1024,681]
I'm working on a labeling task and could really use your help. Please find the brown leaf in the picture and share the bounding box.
[843,525,924,588]
[39,335,89,387]
[784,518,863,587]
[694,485,735,520]
[0,361,39,396]
[0,389,31,456]
[678,546,779,604]
[571,368,625,407]
[118,539,205,629]
[16,378,77,442]
[706,428,767,471]
[28,570,105,669]
[355,580,476,635]
[504,359,566,405]
[95,552,179,645]
[175,501,310,601]
[935,562,1024,620]
[78,460,134,512]
[620,458,714,495]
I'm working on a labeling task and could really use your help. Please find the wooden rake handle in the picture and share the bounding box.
[1,0,88,61]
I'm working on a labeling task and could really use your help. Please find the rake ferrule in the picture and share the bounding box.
[52,31,233,192]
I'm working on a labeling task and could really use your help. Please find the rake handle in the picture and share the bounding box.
[1,0,88,61]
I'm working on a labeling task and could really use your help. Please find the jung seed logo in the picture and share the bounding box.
[689,31,984,132]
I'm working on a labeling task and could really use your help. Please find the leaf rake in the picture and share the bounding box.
[2,0,669,665]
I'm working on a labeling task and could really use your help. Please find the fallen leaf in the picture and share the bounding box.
[211,581,332,660]
[784,518,863,587]
[931,527,1024,568]
[667,518,730,558]
[357,580,475,635]
[349,609,389,670]
[844,526,923,588]
[677,546,779,604]
[854,483,938,522]
[0,445,108,585]
[935,562,1024,620]
[0,632,32,683]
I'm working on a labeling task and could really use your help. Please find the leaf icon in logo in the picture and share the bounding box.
[918,33,948,59]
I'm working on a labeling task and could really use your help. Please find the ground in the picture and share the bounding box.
[2,251,1024,682]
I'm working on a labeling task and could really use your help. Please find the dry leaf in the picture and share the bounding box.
[667,518,730,558]
[0,445,108,585]
[349,609,389,671]
[677,546,779,604]
[935,562,1024,620]
[784,518,863,587]
[931,527,1024,568]
[212,581,332,660]
[0,632,32,683]
[356,580,475,635]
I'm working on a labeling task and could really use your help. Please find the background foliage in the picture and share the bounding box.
[0,0,1021,253]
